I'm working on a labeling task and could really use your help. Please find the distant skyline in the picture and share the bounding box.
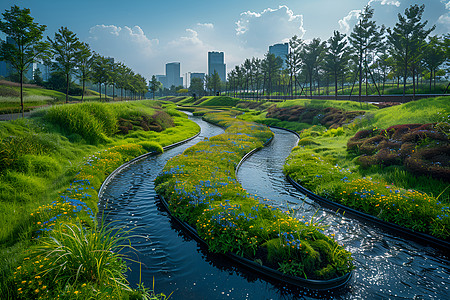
[0,0,448,81]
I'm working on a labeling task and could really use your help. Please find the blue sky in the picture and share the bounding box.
[1,0,448,81]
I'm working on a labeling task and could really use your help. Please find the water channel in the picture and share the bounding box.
[99,114,449,299]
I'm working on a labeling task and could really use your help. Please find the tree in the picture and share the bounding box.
[0,5,48,117]
[285,35,303,97]
[422,35,446,92]
[48,26,82,103]
[349,5,385,101]
[262,52,282,96]
[32,67,44,86]
[207,70,221,95]
[189,77,204,98]
[149,75,161,99]
[75,42,92,102]
[91,54,110,101]
[387,4,434,99]
[324,30,348,99]
[300,38,326,97]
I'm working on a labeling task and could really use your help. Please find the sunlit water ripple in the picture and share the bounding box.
[99,117,449,299]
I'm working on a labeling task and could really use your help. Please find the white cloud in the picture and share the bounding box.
[170,28,203,47]
[235,5,305,50]
[197,23,214,29]
[368,0,401,7]
[338,10,362,33]
[88,24,159,78]
[338,0,401,34]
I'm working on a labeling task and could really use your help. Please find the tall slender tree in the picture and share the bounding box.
[262,52,282,96]
[349,5,385,102]
[286,35,303,97]
[75,42,92,102]
[324,30,348,99]
[300,38,326,97]
[422,35,446,92]
[387,4,434,99]
[48,26,82,103]
[0,5,48,116]
[149,75,160,99]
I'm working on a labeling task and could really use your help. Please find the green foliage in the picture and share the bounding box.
[369,96,450,129]
[198,96,240,107]
[138,141,163,153]
[155,110,354,279]
[12,221,132,299]
[276,98,378,112]
[44,102,117,144]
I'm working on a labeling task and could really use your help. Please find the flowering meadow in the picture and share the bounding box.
[284,139,450,240]
[155,110,354,280]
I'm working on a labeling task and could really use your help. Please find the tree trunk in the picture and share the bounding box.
[66,73,69,104]
[429,69,432,93]
[20,70,24,118]
[81,79,85,102]
[412,67,416,100]
[99,84,102,101]
[334,70,338,100]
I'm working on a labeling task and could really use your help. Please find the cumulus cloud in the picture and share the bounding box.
[235,5,305,50]
[437,1,450,34]
[88,24,159,78]
[338,10,362,33]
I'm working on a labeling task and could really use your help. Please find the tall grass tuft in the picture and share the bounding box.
[13,220,134,299]
[44,104,109,144]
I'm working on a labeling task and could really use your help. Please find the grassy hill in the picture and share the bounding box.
[0,80,107,114]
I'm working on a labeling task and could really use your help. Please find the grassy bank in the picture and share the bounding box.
[272,97,450,240]
[0,100,200,299]
[155,110,354,280]
[175,95,449,240]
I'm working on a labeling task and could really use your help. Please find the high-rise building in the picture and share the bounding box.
[208,51,226,82]
[185,72,205,87]
[269,42,289,69]
[165,62,183,88]
[155,75,167,88]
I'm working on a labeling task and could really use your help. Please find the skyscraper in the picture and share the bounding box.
[208,51,226,82]
[165,62,183,88]
[269,43,289,69]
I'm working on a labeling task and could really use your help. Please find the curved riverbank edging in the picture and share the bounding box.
[266,125,450,250]
[236,135,273,172]
[158,194,352,290]
[287,176,450,251]
[98,131,200,199]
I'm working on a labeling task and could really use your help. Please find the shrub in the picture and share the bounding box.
[138,141,163,153]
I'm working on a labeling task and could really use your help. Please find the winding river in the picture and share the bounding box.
[99,114,449,299]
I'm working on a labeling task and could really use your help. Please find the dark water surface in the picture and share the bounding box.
[99,116,449,299]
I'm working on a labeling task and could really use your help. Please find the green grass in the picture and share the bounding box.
[0,100,200,299]
[197,96,241,107]
[279,96,450,240]
[275,98,379,111]
[368,96,450,128]
[155,110,354,280]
